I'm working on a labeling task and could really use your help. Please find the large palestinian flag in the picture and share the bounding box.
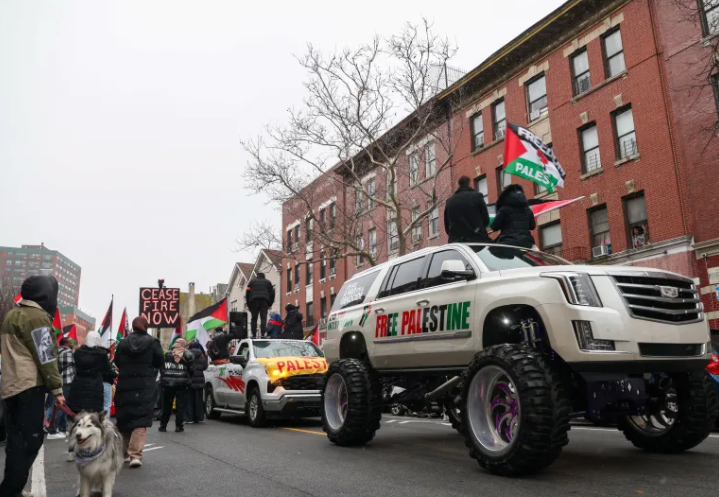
[116,308,129,341]
[186,299,227,350]
[503,123,566,193]
[487,197,584,228]
[99,298,113,345]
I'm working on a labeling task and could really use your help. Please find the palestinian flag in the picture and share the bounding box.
[13,294,22,306]
[487,197,584,227]
[503,123,566,193]
[116,308,129,341]
[99,298,113,345]
[186,299,227,350]
[58,324,78,346]
[52,309,63,338]
[306,323,321,347]
[169,316,183,348]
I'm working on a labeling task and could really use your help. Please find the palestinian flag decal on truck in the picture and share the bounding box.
[503,123,566,193]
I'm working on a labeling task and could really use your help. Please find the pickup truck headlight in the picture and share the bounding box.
[543,272,602,307]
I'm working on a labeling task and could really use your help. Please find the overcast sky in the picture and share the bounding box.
[0,0,565,324]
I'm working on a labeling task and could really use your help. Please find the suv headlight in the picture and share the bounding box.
[543,272,602,307]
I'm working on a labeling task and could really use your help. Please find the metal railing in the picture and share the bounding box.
[583,152,601,173]
[574,74,591,95]
[619,139,638,159]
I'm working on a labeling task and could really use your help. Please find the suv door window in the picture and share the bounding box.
[423,250,474,289]
[238,343,250,366]
[332,270,381,311]
[386,256,426,297]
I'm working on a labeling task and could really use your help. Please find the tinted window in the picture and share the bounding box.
[387,257,426,297]
[424,250,473,289]
[332,270,380,311]
[470,245,569,271]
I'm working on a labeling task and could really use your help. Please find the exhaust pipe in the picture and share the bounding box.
[424,376,462,401]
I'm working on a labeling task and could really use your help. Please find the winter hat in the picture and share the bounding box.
[132,316,149,332]
[85,331,103,348]
[285,304,295,312]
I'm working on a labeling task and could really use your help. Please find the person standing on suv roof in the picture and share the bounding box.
[245,272,275,338]
[490,184,536,249]
[444,176,492,244]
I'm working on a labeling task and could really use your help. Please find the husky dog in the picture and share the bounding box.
[69,411,124,497]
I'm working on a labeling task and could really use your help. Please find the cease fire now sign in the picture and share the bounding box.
[139,287,180,327]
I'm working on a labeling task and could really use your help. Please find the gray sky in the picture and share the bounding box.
[0,0,565,324]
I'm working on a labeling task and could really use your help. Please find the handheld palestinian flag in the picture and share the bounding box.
[58,324,78,346]
[169,316,183,348]
[306,324,321,347]
[99,298,113,345]
[13,294,22,306]
[52,309,63,338]
[186,299,227,350]
[116,308,129,341]
[503,123,566,193]
[487,197,584,227]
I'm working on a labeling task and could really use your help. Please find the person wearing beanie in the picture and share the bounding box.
[114,316,163,468]
[281,304,304,340]
[159,338,193,433]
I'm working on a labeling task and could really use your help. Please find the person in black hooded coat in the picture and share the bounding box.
[114,316,163,465]
[281,304,304,340]
[444,176,492,244]
[185,342,208,423]
[490,184,536,249]
[67,331,111,414]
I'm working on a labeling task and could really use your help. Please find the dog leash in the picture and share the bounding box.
[44,402,77,429]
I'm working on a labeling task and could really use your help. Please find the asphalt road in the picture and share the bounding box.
[17,414,719,497]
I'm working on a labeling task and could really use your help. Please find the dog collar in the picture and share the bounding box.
[74,445,106,466]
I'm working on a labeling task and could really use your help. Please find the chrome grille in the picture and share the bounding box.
[611,273,703,324]
[285,374,324,391]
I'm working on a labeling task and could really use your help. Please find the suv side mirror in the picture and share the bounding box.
[440,260,474,280]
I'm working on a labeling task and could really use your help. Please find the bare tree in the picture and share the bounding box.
[0,286,20,325]
[240,19,465,267]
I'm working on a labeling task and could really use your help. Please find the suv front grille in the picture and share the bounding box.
[611,273,702,324]
[284,374,324,391]
[638,343,706,357]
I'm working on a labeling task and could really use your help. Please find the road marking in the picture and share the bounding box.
[145,443,155,447]
[386,419,396,423]
[144,446,165,452]
[30,445,46,497]
[280,427,325,436]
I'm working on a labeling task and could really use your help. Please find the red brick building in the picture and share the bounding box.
[281,0,719,329]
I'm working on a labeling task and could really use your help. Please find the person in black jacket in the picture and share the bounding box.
[114,316,164,467]
[444,176,492,244]
[159,338,193,433]
[185,341,208,423]
[68,331,111,415]
[490,184,536,249]
[207,327,243,364]
[245,272,275,338]
[281,304,304,340]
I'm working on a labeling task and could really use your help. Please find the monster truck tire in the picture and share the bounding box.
[619,371,718,453]
[443,399,463,434]
[462,344,571,476]
[321,359,382,446]
[205,385,221,420]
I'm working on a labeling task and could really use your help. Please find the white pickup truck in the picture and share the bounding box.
[204,339,326,427]
[319,243,718,476]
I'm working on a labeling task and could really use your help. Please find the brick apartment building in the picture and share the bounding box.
[59,305,96,344]
[0,243,82,308]
[281,0,719,329]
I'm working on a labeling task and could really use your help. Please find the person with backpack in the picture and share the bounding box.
[159,338,193,432]
[490,184,536,249]
[245,273,275,338]
[281,304,304,340]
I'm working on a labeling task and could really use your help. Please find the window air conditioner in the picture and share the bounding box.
[592,245,610,258]
[530,110,541,121]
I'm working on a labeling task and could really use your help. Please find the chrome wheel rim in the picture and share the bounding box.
[467,365,520,454]
[325,373,348,431]
[627,389,678,436]
[391,404,402,416]
[249,393,259,420]
[205,392,213,415]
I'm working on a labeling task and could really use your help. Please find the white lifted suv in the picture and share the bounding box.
[204,339,326,427]
[320,243,717,476]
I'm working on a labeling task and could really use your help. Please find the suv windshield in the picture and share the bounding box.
[470,245,570,271]
[253,340,324,358]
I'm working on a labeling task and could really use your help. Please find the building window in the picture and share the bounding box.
[540,222,563,255]
[305,218,312,243]
[330,293,336,307]
[356,234,365,266]
[329,203,336,229]
[319,208,326,228]
[286,267,292,292]
[306,302,314,327]
[429,205,440,237]
[293,226,300,250]
[580,124,601,173]
[471,113,484,150]
[496,167,510,195]
[388,220,399,253]
[571,49,591,95]
[386,172,397,199]
[589,206,611,254]
[367,178,376,210]
[411,207,422,244]
[526,74,548,121]
[603,28,626,78]
[329,248,337,276]
[369,228,377,258]
[306,260,314,285]
[624,193,650,249]
[613,106,637,159]
[493,99,506,140]
[409,152,419,186]
[425,142,436,177]
[320,251,326,280]
[320,297,327,319]
[231,300,238,312]
[294,262,300,290]
[473,175,488,203]
[701,0,719,35]
[355,188,363,213]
